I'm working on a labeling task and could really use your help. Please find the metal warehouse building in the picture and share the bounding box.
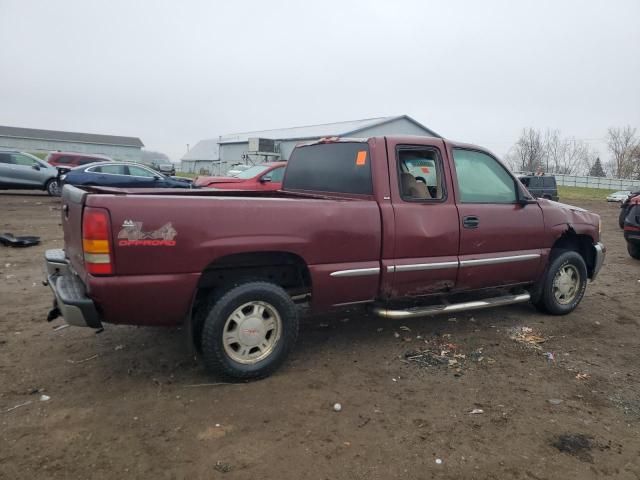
[181,115,439,175]
[0,125,144,162]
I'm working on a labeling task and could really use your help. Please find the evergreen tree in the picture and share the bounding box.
[588,157,605,177]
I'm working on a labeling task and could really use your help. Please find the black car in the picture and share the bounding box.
[517,174,558,201]
[619,190,640,228]
[60,162,192,189]
[151,161,176,176]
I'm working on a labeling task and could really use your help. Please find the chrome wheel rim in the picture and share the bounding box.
[48,180,60,196]
[222,301,282,364]
[553,264,580,305]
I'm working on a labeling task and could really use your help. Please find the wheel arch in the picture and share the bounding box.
[550,228,596,278]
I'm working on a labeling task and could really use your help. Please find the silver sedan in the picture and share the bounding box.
[0,150,60,195]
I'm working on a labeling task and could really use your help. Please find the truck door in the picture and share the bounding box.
[449,147,545,291]
[385,138,460,297]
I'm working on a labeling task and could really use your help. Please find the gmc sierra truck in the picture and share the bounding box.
[45,135,605,380]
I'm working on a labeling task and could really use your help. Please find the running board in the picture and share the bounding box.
[372,293,531,319]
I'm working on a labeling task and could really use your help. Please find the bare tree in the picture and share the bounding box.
[509,128,545,172]
[607,126,639,178]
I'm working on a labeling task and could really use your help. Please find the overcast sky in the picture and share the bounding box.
[1,0,638,161]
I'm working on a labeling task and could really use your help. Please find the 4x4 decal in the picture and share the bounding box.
[117,220,177,247]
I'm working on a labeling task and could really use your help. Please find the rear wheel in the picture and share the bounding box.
[627,242,640,260]
[533,250,587,315]
[200,281,299,380]
[45,179,60,196]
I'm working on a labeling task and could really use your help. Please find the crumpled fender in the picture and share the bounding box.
[537,199,600,243]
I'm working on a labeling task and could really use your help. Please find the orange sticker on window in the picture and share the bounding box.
[420,166,430,173]
[356,151,367,166]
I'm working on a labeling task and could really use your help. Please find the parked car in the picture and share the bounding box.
[45,135,604,380]
[60,162,193,189]
[517,174,559,201]
[606,190,631,203]
[0,150,60,195]
[623,194,640,259]
[619,190,640,228]
[226,164,251,176]
[194,162,286,190]
[47,151,112,168]
[150,161,176,176]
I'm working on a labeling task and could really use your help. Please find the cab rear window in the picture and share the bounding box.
[284,142,372,195]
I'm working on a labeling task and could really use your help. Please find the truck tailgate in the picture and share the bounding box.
[61,185,90,280]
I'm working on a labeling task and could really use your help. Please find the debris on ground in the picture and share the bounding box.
[509,326,547,350]
[545,352,555,362]
[39,395,50,402]
[469,408,484,414]
[214,461,233,473]
[3,401,32,413]
[333,403,342,412]
[67,354,99,364]
[53,324,69,331]
[551,434,594,462]
[403,338,488,372]
[575,373,590,381]
[114,344,124,351]
[548,398,563,405]
[399,325,411,331]
[435,458,443,465]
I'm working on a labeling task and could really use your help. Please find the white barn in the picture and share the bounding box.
[181,115,440,175]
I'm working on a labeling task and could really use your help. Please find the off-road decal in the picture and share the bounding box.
[117,220,177,247]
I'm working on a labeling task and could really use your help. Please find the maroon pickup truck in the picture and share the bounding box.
[45,136,605,380]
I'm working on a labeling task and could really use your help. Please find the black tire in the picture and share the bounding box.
[45,179,60,197]
[627,242,640,260]
[533,250,587,315]
[200,281,298,380]
[619,207,627,229]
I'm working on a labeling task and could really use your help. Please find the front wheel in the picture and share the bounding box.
[627,242,640,260]
[200,281,299,380]
[533,250,587,315]
[45,179,60,197]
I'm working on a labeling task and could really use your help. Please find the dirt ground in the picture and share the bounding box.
[1,192,639,480]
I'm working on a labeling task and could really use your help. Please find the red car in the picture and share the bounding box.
[47,151,112,168]
[194,162,286,190]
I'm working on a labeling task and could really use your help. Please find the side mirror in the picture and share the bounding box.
[260,175,272,183]
[516,186,536,206]
[153,175,161,181]
[32,164,41,171]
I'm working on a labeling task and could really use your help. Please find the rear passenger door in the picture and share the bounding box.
[450,147,545,291]
[386,138,460,297]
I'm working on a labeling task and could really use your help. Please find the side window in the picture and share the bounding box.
[55,156,73,164]
[397,147,444,201]
[128,166,156,178]
[11,154,38,167]
[267,167,285,182]
[452,149,516,203]
[0,153,13,164]
[529,177,543,188]
[94,164,127,175]
[79,158,97,165]
[543,176,556,188]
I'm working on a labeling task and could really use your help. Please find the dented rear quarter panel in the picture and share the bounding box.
[83,192,382,324]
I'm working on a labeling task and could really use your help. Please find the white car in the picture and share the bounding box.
[226,164,251,177]
[606,190,632,202]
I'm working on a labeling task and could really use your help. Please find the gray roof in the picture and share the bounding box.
[218,115,440,144]
[181,138,220,161]
[0,125,144,148]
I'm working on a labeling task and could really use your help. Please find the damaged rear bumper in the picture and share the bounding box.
[44,249,102,329]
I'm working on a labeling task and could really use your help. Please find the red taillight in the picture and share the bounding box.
[82,207,113,275]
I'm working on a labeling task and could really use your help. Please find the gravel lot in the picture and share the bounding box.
[1,192,639,479]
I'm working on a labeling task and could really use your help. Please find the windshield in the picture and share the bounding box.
[234,165,270,179]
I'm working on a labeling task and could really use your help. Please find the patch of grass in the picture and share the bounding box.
[558,185,616,201]
[175,172,198,179]
[28,151,49,160]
